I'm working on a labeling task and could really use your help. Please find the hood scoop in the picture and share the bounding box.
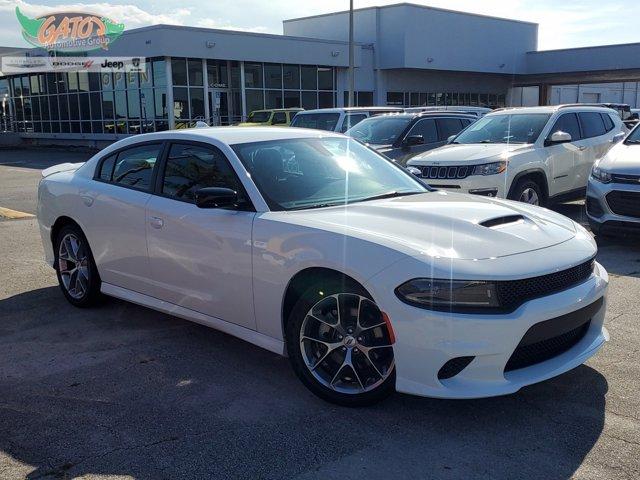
[479,214,526,229]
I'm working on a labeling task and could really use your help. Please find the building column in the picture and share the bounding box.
[240,61,247,120]
[165,57,175,130]
[539,84,550,106]
[202,58,210,123]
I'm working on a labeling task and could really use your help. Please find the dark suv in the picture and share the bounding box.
[345,112,476,165]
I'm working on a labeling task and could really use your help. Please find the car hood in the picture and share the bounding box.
[237,122,271,127]
[407,143,530,165]
[597,142,640,174]
[278,191,578,260]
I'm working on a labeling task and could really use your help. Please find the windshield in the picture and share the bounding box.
[290,113,340,131]
[247,111,271,123]
[346,116,413,145]
[232,137,428,211]
[452,113,550,144]
[626,126,640,143]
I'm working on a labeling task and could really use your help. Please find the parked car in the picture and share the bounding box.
[404,106,492,118]
[290,107,403,132]
[38,127,608,406]
[587,124,640,235]
[346,112,476,165]
[238,108,303,126]
[406,105,626,206]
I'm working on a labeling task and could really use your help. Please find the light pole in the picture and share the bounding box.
[348,0,355,107]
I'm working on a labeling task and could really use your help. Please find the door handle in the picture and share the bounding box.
[150,216,164,229]
[578,146,587,151]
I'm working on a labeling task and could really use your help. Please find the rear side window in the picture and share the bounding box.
[272,112,287,125]
[407,118,438,143]
[161,143,244,203]
[290,113,340,131]
[436,118,464,141]
[112,144,163,191]
[579,112,607,138]
[551,113,581,141]
[601,113,615,132]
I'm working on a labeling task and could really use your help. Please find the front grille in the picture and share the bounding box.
[496,259,594,312]
[606,191,640,218]
[611,173,640,185]
[505,298,602,372]
[586,196,604,218]
[416,165,472,180]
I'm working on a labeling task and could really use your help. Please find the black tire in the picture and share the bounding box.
[509,178,545,207]
[54,224,103,308]
[286,278,396,407]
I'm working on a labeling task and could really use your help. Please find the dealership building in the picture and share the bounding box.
[2,2,640,145]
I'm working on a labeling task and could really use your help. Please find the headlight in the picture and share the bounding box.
[472,161,507,176]
[395,278,500,311]
[591,164,612,183]
[406,166,422,176]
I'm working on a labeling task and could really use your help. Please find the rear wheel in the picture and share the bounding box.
[54,224,102,307]
[509,178,545,206]
[286,280,396,406]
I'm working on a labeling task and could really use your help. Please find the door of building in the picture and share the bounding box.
[208,90,230,126]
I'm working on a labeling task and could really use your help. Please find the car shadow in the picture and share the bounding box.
[0,287,607,480]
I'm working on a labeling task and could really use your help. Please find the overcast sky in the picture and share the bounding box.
[0,0,634,51]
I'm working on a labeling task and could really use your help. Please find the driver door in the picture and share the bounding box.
[145,141,256,329]
[545,113,581,196]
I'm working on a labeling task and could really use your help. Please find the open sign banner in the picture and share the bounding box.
[16,7,125,52]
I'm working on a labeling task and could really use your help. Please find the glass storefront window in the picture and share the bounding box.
[102,92,114,119]
[114,72,126,90]
[284,90,300,108]
[101,73,113,91]
[301,66,317,90]
[172,58,188,86]
[128,89,141,119]
[318,67,333,91]
[207,60,228,88]
[78,72,90,92]
[89,73,101,91]
[67,72,79,92]
[244,63,263,88]
[154,88,167,119]
[318,91,333,108]
[230,61,240,89]
[187,58,203,86]
[245,89,264,113]
[114,91,127,119]
[283,65,300,90]
[173,87,190,119]
[59,95,69,120]
[90,93,101,120]
[302,91,317,110]
[264,64,282,89]
[30,76,40,95]
[79,93,90,120]
[190,88,205,118]
[153,59,167,87]
[126,71,139,89]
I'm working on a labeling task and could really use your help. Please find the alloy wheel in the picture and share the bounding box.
[519,187,540,205]
[299,293,395,395]
[58,233,90,300]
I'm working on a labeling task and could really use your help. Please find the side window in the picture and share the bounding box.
[550,113,581,141]
[272,112,287,125]
[436,118,464,141]
[341,114,367,132]
[461,119,473,127]
[579,112,607,138]
[601,113,615,132]
[407,118,438,143]
[112,143,162,191]
[97,153,116,181]
[161,143,243,203]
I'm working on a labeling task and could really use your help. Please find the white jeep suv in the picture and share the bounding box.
[406,105,626,206]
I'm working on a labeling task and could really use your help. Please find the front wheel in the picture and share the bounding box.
[54,224,103,307]
[286,280,396,406]
[509,178,545,206]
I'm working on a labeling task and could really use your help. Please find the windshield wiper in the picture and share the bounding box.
[354,191,424,203]
[625,139,640,144]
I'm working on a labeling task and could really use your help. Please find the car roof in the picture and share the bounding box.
[362,112,477,120]
[120,126,345,145]
[295,107,402,114]
[490,105,616,115]
[251,108,304,113]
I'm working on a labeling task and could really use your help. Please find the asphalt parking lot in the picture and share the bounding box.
[0,147,639,480]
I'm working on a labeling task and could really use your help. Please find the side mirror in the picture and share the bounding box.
[611,132,626,144]
[195,187,238,209]
[447,135,456,144]
[547,131,572,145]
[404,135,424,146]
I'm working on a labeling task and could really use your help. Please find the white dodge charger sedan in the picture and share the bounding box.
[37,127,609,406]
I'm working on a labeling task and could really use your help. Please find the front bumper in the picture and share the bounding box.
[365,256,608,399]
[586,177,640,234]
[417,174,507,199]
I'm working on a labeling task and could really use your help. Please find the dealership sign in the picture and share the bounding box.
[15,7,125,52]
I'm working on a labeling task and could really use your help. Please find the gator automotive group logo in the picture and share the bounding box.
[15,6,125,52]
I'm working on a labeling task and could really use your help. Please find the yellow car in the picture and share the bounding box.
[238,108,303,127]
